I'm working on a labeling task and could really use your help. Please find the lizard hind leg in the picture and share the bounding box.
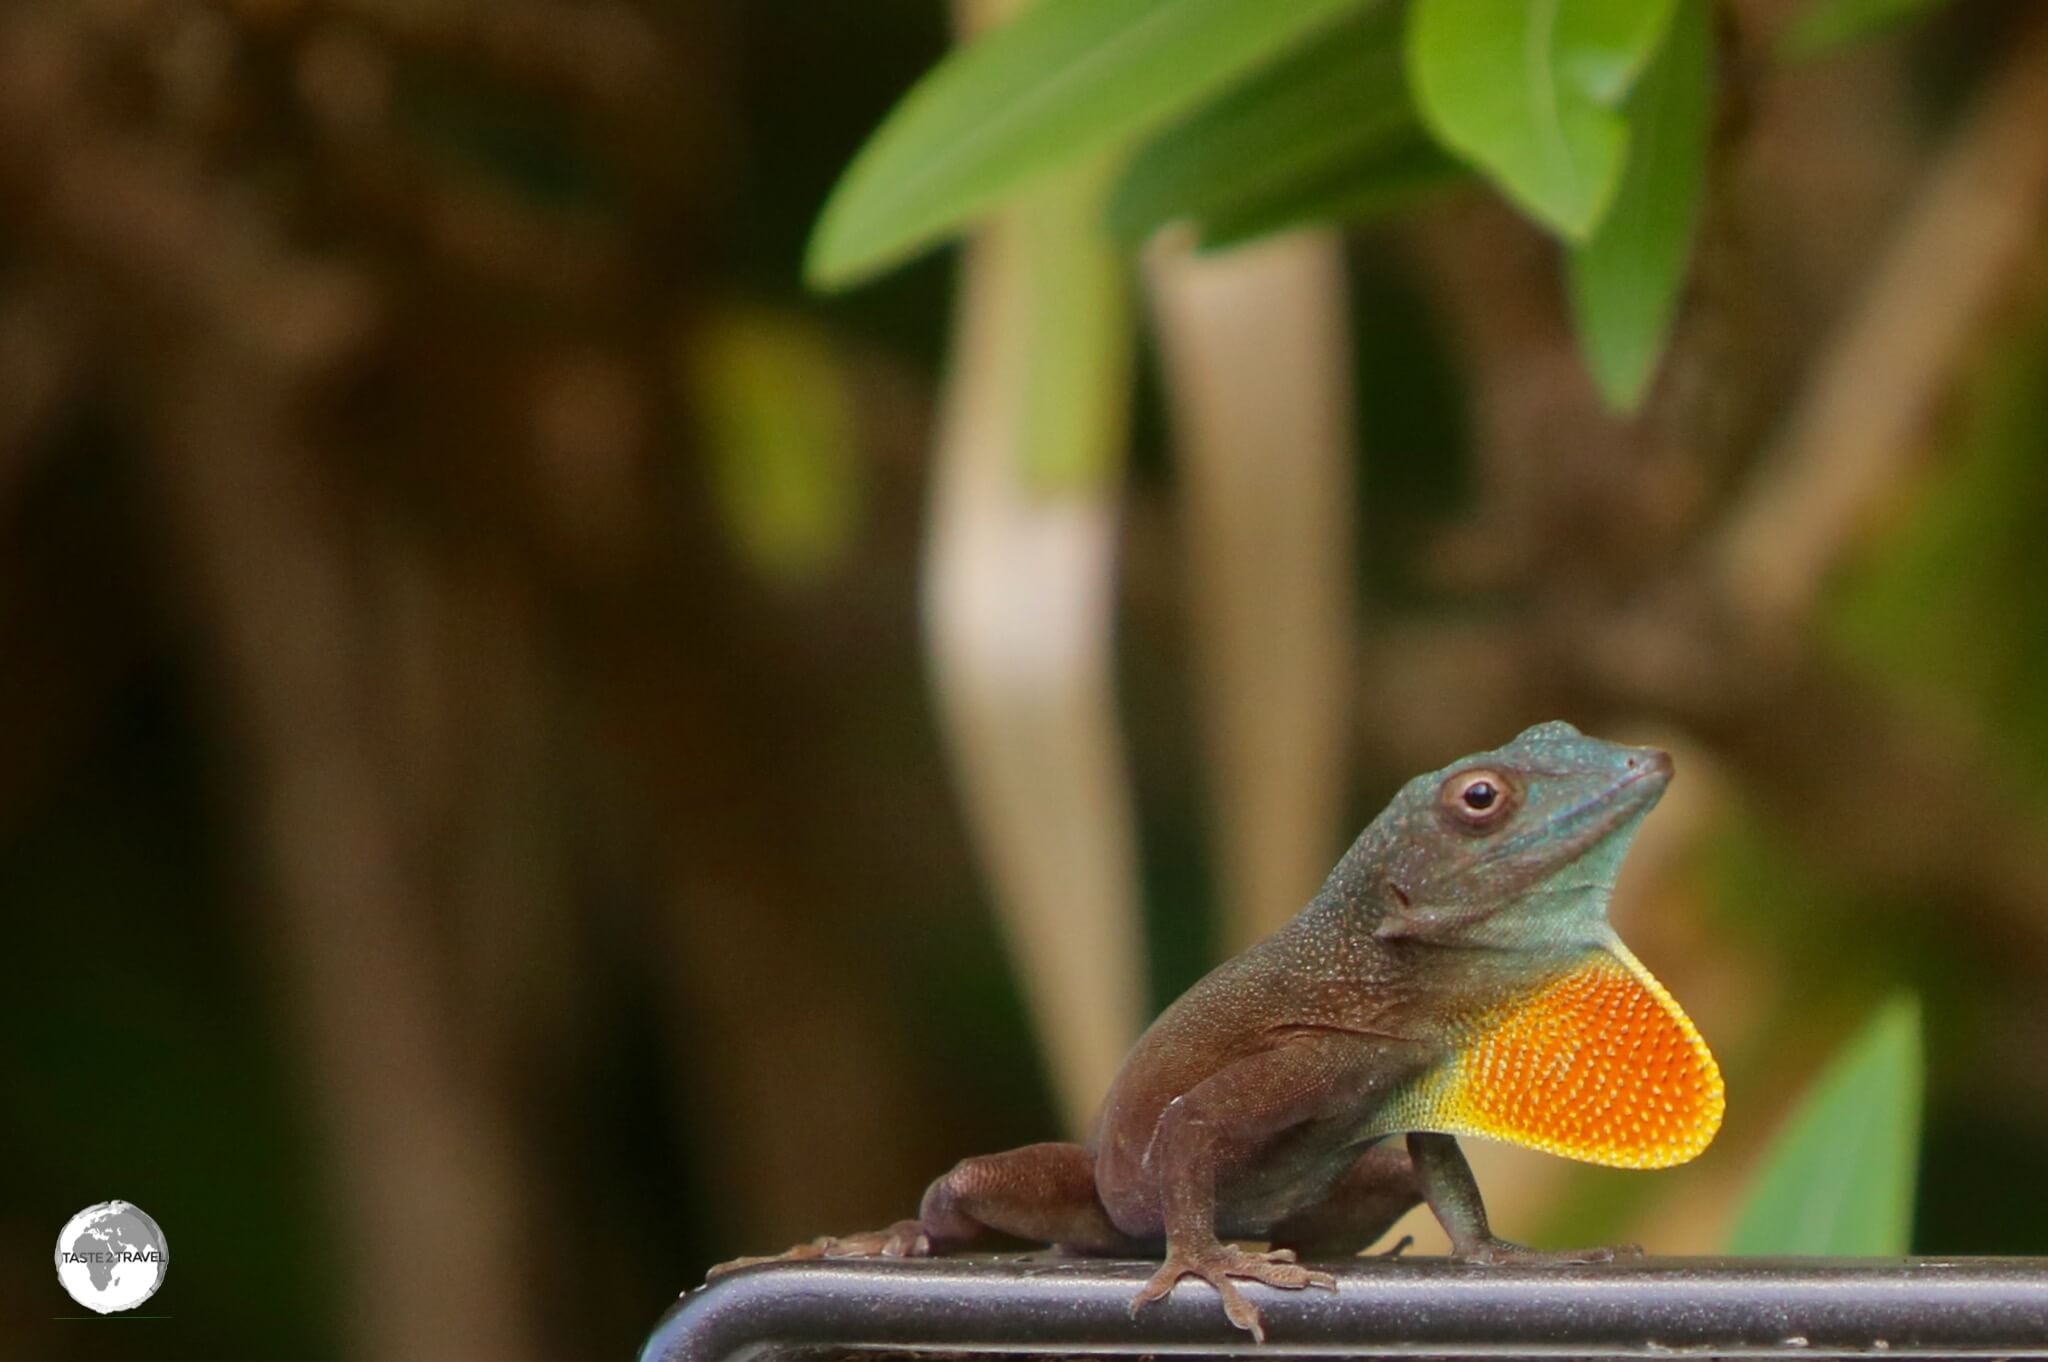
[917,1141,1142,1254]
[707,1141,1137,1278]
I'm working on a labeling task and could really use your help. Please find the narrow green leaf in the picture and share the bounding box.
[1725,996,1923,1256]
[1407,0,1678,240]
[1195,137,1465,253]
[1567,0,1713,412]
[1108,5,1446,247]
[806,0,1373,290]
[1778,0,1954,61]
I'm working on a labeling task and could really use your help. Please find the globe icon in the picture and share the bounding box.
[54,1201,168,1314]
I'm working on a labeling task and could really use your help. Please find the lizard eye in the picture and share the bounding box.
[1440,769,1517,830]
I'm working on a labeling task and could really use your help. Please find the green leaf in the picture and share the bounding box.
[1778,0,1954,61]
[806,0,1374,290]
[1109,5,1461,249]
[1567,0,1713,412]
[1195,139,1465,252]
[1406,0,1679,240]
[1725,996,1923,1256]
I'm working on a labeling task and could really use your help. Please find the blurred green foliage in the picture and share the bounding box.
[1726,998,1923,1254]
[819,0,1728,412]
[1567,0,1713,411]
[1781,0,1960,58]
[688,310,863,581]
[1407,0,1678,239]
[1107,6,1458,251]
[805,0,1363,287]
[1008,160,1136,492]
[1834,312,2048,790]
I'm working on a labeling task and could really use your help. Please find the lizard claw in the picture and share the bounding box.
[707,1220,930,1279]
[1129,1244,1337,1341]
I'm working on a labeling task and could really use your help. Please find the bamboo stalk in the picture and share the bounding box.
[1145,230,1360,948]
[920,0,1146,1133]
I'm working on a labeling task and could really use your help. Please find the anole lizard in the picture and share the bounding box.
[714,722,1724,1340]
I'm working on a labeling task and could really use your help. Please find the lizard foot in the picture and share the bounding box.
[707,1220,930,1278]
[1129,1245,1336,1342]
[1452,1235,1642,1267]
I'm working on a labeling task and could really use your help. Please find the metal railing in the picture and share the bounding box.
[642,1256,2048,1361]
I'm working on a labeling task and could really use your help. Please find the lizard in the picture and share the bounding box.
[712,721,1725,1341]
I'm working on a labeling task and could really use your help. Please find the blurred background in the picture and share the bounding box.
[3,0,2048,1357]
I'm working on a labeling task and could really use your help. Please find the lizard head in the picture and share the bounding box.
[1363,720,1671,950]
[1352,723,1724,1169]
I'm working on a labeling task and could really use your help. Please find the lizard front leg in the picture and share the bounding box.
[1408,1131,1640,1264]
[1126,1033,1433,1341]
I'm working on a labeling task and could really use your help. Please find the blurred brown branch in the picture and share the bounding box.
[919,0,1146,1135]
[1371,8,2048,986]
[155,345,538,1361]
[0,0,934,1354]
[1715,11,2048,634]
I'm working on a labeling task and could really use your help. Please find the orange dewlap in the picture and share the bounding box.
[1424,944,1724,1169]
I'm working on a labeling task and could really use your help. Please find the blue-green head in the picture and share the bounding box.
[1341,721,1671,951]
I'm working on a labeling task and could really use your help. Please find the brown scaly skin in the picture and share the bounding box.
[713,722,1681,1341]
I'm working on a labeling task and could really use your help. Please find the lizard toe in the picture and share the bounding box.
[1455,1236,1628,1267]
[1128,1252,1267,1339]
[821,1220,932,1260]
[1214,1279,1267,1342]
[1225,1246,1331,1292]
[1130,1258,1189,1315]
[713,1221,930,1279]
[706,1238,831,1278]
[1130,1245,1325,1338]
